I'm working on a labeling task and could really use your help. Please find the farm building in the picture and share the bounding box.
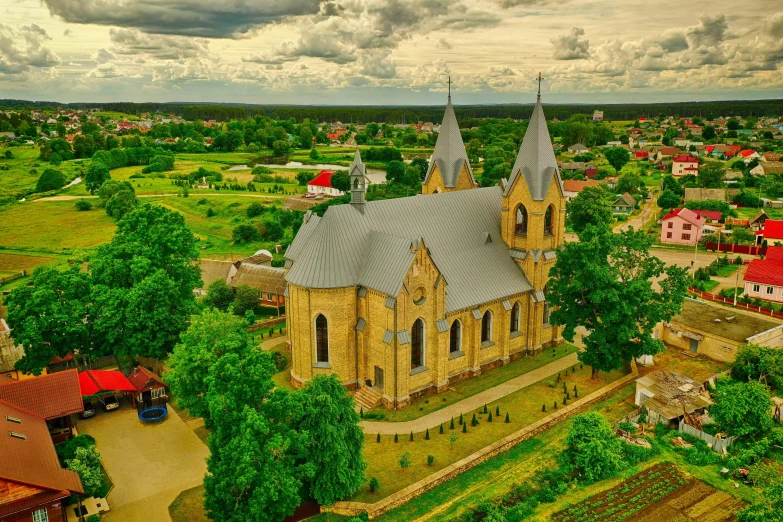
[307,170,344,197]
[197,259,237,295]
[656,298,783,362]
[230,263,287,308]
[635,370,713,425]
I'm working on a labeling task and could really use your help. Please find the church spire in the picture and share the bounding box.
[349,149,366,206]
[422,78,475,191]
[504,78,561,201]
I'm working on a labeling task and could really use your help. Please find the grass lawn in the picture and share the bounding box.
[0,146,87,198]
[367,343,580,423]
[169,484,207,522]
[699,279,720,292]
[265,341,296,392]
[354,365,628,503]
[714,263,738,277]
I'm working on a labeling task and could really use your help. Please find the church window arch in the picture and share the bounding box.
[315,314,329,364]
[411,318,425,369]
[544,205,554,236]
[449,320,462,353]
[510,302,521,333]
[515,205,528,236]
[481,310,493,343]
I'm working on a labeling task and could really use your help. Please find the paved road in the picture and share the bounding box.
[78,403,209,522]
[361,352,580,435]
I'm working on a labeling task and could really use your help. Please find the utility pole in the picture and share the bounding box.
[733,259,741,306]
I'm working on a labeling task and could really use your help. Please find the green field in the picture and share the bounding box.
[0,146,86,198]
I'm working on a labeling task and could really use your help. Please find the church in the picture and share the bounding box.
[284,89,566,410]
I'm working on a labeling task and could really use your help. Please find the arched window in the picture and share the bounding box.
[411,318,425,369]
[515,205,528,236]
[543,286,552,325]
[353,178,359,189]
[544,205,554,236]
[315,314,329,363]
[449,320,461,354]
[481,310,493,343]
[510,302,521,333]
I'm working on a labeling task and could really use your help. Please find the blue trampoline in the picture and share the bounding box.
[138,405,168,422]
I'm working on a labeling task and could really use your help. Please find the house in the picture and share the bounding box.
[558,162,586,172]
[683,188,729,202]
[230,264,287,308]
[743,246,783,304]
[760,219,783,244]
[0,132,15,140]
[567,143,588,154]
[691,209,722,223]
[660,208,704,245]
[634,370,713,425]
[739,149,760,161]
[611,192,636,215]
[634,151,650,160]
[656,298,783,362]
[592,110,603,121]
[0,370,83,444]
[763,152,782,162]
[562,180,600,201]
[127,365,168,410]
[307,170,344,197]
[283,93,565,409]
[584,165,598,179]
[751,161,783,176]
[0,399,84,521]
[197,259,238,295]
[671,155,699,177]
[749,210,768,231]
[656,147,682,161]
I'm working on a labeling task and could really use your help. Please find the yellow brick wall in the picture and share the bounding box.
[501,174,566,253]
[422,162,477,195]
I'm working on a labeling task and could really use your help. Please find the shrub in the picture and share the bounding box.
[377,433,381,443]
[75,199,92,211]
[369,476,380,493]
[505,412,510,423]
[246,201,264,217]
[425,428,430,440]
[471,414,478,426]
[232,224,259,243]
[36,168,66,192]
[394,433,398,443]
[462,422,467,433]
[427,455,435,466]
[409,431,413,441]
[439,424,444,434]
[399,452,411,470]
[206,207,216,217]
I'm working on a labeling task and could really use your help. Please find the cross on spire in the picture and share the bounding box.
[447,76,453,100]
[536,72,544,101]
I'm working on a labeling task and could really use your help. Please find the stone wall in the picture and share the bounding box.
[322,362,639,519]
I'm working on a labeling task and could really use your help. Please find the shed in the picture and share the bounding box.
[78,370,136,396]
[635,370,713,425]
[127,365,168,409]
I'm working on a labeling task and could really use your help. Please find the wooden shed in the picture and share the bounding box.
[127,366,168,410]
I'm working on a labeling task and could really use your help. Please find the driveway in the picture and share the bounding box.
[77,402,209,522]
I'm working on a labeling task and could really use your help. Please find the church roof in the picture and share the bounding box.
[425,97,475,188]
[349,149,365,178]
[285,187,534,313]
[505,97,564,201]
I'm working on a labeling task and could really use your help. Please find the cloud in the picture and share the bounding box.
[87,62,123,78]
[550,27,589,60]
[42,0,325,38]
[109,29,210,60]
[0,23,61,76]
[488,65,516,76]
[359,50,397,78]
[436,38,452,50]
[63,28,73,37]
[92,48,114,64]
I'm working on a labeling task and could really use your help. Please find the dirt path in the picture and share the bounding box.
[33,193,290,202]
[361,352,579,435]
[617,198,654,232]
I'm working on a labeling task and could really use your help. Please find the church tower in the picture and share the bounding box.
[349,149,366,206]
[421,79,478,194]
[501,75,566,350]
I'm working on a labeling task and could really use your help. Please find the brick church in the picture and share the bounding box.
[284,90,566,409]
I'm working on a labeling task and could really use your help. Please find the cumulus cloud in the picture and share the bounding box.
[109,29,210,60]
[359,50,397,78]
[42,0,325,38]
[0,23,60,76]
[550,27,589,60]
[87,62,123,78]
[436,38,453,50]
[92,48,114,63]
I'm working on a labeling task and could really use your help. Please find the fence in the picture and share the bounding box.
[0,271,25,285]
[688,287,783,320]
[247,316,286,332]
[705,242,766,256]
[678,419,735,453]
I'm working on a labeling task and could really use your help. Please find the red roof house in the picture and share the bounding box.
[739,149,759,159]
[660,208,704,245]
[762,220,783,242]
[306,170,344,197]
[634,151,649,159]
[127,366,168,408]
[743,246,783,303]
[0,370,83,421]
[691,209,722,222]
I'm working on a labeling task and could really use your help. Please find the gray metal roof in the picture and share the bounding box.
[532,290,546,302]
[349,149,366,178]
[382,329,394,344]
[543,250,557,260]
[502,299,512,311]
[397,330,411,344]
[471,308,482,320]
[509,249,527,260]
[357,287,367,297]
[355,317,366,331]
[385,296,397,308]
[285,211,321,261]
[436,318,449,333]
[505,98,564,201]
[285,186,534,313]
[424,97,476,188]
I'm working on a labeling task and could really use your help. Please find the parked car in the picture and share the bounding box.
[315,195,324,200]
[79,401,96,419]
[100,396,120,412]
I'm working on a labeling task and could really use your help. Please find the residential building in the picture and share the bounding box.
[660,208,704,245]
[567,143,589,154]
[760,219,783,245]
[611,192,636,215]
[743,246,783,304]
[562,180,600,201]
[307,170,344,197]
[751,161,783,176]
[231,264,287,308]
[284,93,565,409]
[592,110,603,121]
[656,298,783,362]
[656,147,682,161]
[671,155,699,177]
[0,400,84,521]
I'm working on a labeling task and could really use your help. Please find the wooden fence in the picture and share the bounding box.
[678,419,736,453]
[688,287,783,320]
[705,242,766,256]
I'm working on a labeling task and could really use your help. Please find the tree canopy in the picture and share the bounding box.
[566,186,613,234]
[562,412,625,483]
[711,380,773,437]
[604,147,631,173]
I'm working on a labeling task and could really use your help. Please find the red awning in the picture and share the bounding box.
[78,370,137,396]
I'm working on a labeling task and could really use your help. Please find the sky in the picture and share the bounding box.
[1,0,783,105]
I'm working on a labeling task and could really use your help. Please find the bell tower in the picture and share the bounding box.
[349,149,366,206]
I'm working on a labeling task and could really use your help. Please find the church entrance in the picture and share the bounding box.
[374,366,384,388]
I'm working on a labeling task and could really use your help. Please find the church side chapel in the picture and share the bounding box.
[284,81,566,410]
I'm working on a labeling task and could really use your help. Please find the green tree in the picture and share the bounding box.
[297,375,366,505]
[727,119,741,131]
[702,126,716,140]
[616,172,642,195]
[204,280,235,311]
[4,268,93,375]
[548,228,689,377]
[66,446,105,498]
[656,190,681,210]
[272,140,291,157]
[299,127,313,149]
[246,201,264,218]
[386,160,406,183]
[330,171,350,193]
[260,219,284,241]
[105,189,138,220]
[233,285,258,316]
[732,344,783,389]
[711,380,773,437]
[604,147,631,173]
[85,160,110,194]
[737,479,783,522]
[232,224,260,243]
[399,452,412,471]
[731,227,756,245]
[296,172,316,186]
[35,168,66,192]
[699,162,726,189]
[661,174,684,196]
[89,204,201,362]
[563,412,624,482]
[567,186,612,234]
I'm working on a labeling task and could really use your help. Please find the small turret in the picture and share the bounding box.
[349,149,366,206]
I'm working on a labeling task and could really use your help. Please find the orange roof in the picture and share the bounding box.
[562,180,600,193]
[0,370,83,420]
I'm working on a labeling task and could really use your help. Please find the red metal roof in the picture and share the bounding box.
[672,155,698,163]
[763,220,783,240]
[308,170,335,189]
[744,258,783,287]
[634,151,649,157]
[0,370,83,420]
[662,208,703,226]
[739,149,757,157]
[766,246,783,262]
[692,209,722,222]
[127,366,167,393]
[79,370,136,396]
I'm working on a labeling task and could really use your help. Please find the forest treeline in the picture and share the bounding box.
[2,98,782,123]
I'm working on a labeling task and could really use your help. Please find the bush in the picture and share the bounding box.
[232,224,260,243]
[75,199,92,211]
[369,477,380,493]
[246,201,264,217]
[252,166,273,175]
[427,455,435,466]
[36,168,66,192]
[56,434,96,464]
